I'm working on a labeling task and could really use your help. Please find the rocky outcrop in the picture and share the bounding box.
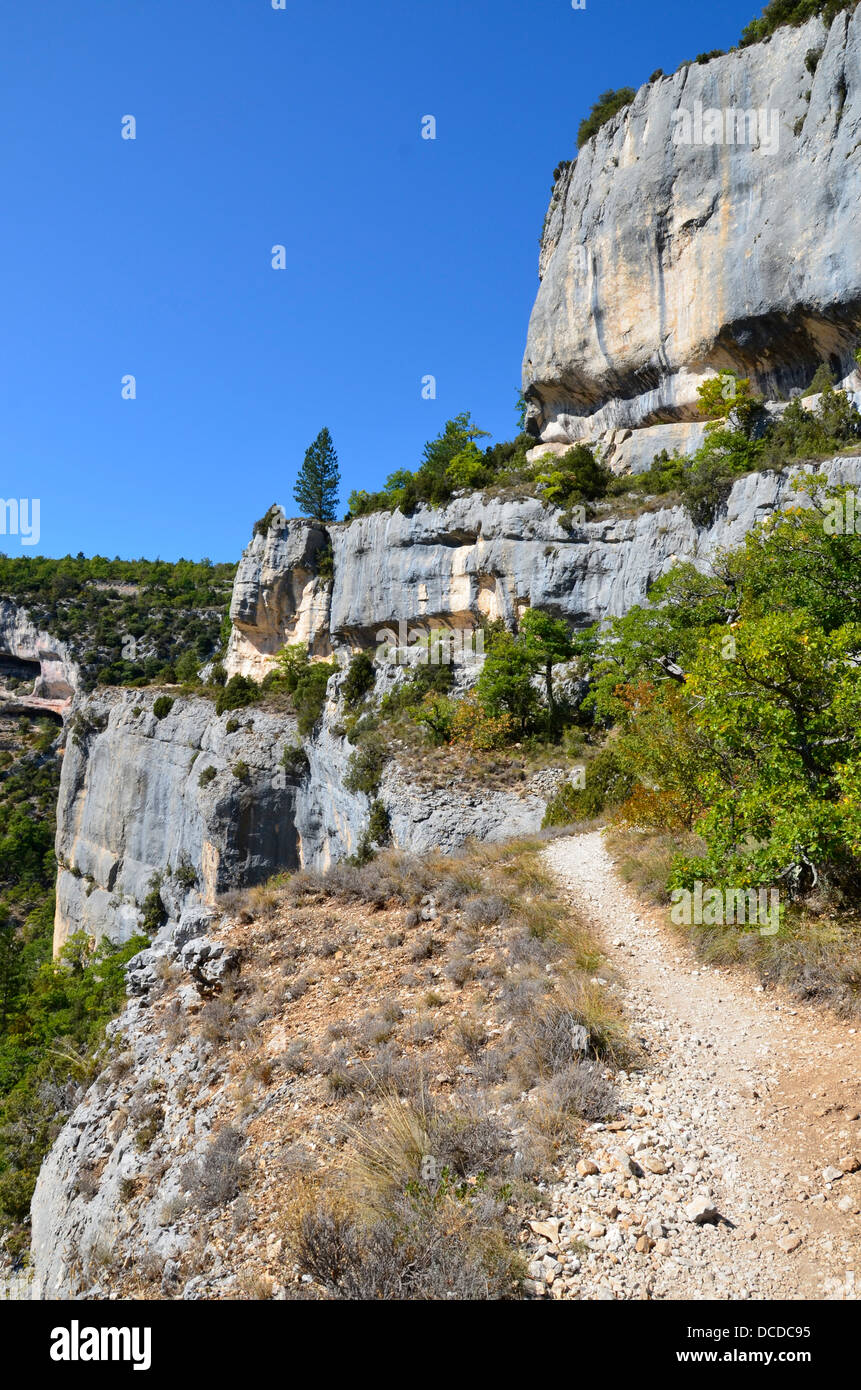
[524,11,861,452]
[0,599,78,714]
[328,459,861,638]
[54,692,304,952]
[54,666,565,946]
[225,509,331,678]
[31,910,237,1299]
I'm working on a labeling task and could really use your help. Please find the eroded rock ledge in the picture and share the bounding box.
[523,11,861,454]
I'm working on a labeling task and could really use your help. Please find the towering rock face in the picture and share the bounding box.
[225,509,331,678]
[329,460,861,637]
[53,694,304,952]
[523,11,861,455]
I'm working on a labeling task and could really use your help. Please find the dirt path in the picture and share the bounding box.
[530,831,861,1301]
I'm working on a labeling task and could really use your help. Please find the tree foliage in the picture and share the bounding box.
[577,89,637,148]
[582,478,861,901]
[294,427,341,522]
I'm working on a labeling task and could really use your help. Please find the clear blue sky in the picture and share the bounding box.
[1,0,758,561]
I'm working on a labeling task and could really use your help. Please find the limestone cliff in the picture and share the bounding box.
[53,665,553,949]
[524,10,861,455]
[225,511,331,679]
[52,457,861,952]
[0,598,78,715]
[53,693,304,952]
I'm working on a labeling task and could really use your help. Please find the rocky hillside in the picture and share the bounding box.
[32,836,626,1300]
[524,9,861,464]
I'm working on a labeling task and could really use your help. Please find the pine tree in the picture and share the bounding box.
[293,428,340,522]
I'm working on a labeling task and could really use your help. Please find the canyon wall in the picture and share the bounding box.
[0,598,78,714]
[523,10,861,456]
[51,457,861,951]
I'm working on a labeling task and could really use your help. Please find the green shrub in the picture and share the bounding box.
[173,858,197,890]
[232,760,250,782]
[803,363,835,396]
[344,734,388,795]
[367,799,391,845]
[273,647,338,734]
[253,504,281,537]
[198,765,217,788]
[152,696,175,720]
[740,0,856,49]
[609,449,687,499]
[141,874,167,934]
[282,743,310,775]
[475,632,540,732]
[317,544,334,581]
[342,651,376,710]
[542,747,634,826]
[215,675,258,715]
[68,710,108,747]
[175,650,201,684]
[577,88,636,148]
[533,444,611,509]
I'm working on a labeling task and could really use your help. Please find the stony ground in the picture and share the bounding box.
[524,832,861,1301]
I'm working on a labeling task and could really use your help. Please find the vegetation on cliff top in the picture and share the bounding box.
[741,0,859,47]
[0,555,236,692]
[346,366,860,532]
[347,412,611,519]
[567,1,859,162]
[577,89,636,149]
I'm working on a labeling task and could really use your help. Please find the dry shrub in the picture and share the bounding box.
[283,1090,522,1301]
[183,1126,248,1211]
[531,1061,617,1138]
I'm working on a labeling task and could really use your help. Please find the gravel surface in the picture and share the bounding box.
[523,831,861,1301]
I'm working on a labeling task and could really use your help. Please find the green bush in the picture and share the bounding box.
[342,651,376,710]
[577,88,636,148]
[475,632,540,731]
[152,696,175,720]
[253,504,281,537]
[542,748,634,826]
[232,760,250,782]
[141,874,167,934]
[740,0,856,48]
[344,734,388,795]
[215,675,259,715]
[533,444,611,509]
[282,743,310,775]
[273,647,338,734]
[173,858,197,890]
[198,765,217,788]
[608,449,688,499]
[367,799,391,845]
[352,799,392,865]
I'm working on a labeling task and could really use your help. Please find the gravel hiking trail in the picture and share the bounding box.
[530,831,861,1301]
